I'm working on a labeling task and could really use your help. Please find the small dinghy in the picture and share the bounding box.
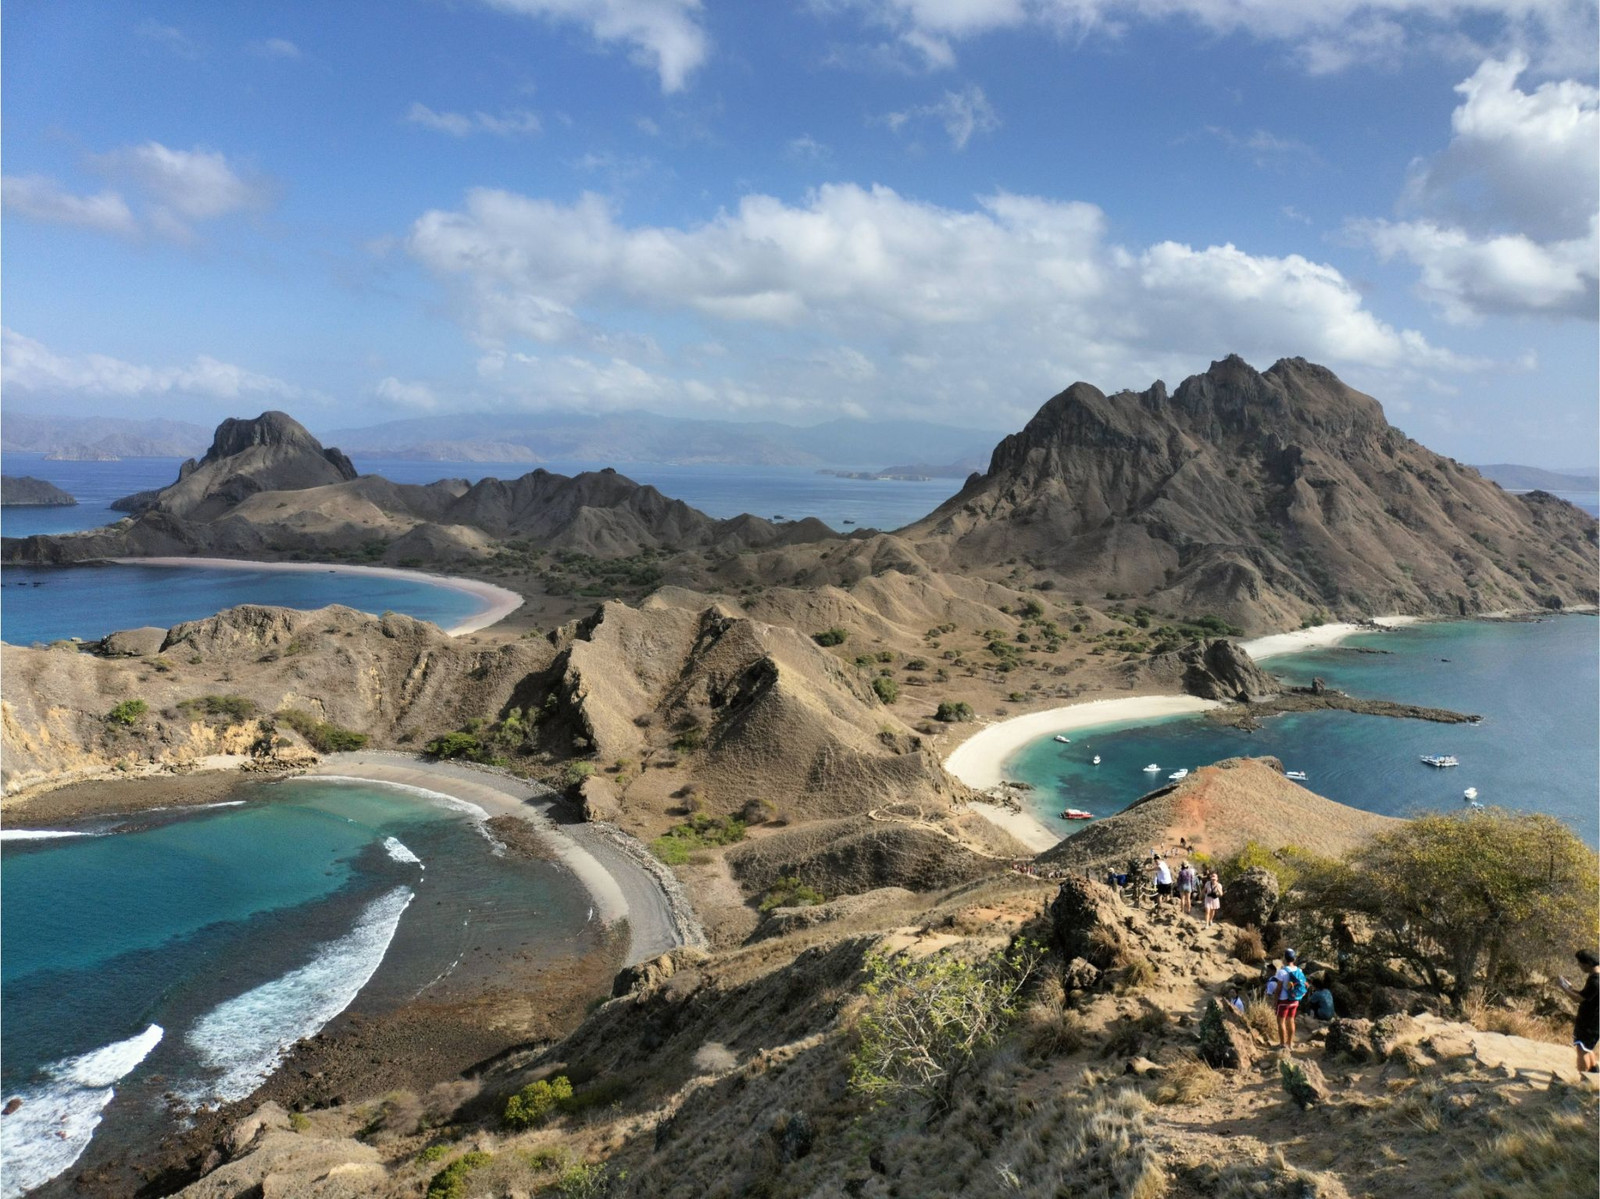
[1054,734,1071,744]
[1463,787,1478,801]
[1092,755,1101,765]
[1061,808,1095,820]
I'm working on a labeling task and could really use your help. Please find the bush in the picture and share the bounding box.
[872,676,900,704]
[424,731,483,760]
[276,709,369,753]
[106,698,148,725]
[1231,927,1266,966]
[563,761,596,787]
[503,1075,573,1129]
[934,700,974,723]
[426,1152,493,1199]
[650,814,747,864]
[851,941,1042,1113]
[556,1161,622,1198]
[760,875,825,911]
[177,695,258,723]
[812,627,848,647]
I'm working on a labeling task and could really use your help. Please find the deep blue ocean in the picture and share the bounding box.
[0,778,594,1198]
[1007,615,1600,846]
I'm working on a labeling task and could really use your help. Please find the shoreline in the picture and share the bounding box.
[107,556,524,636]
[1239,615,1420,660]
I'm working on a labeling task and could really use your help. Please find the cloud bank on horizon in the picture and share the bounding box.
[2,0,1595,465]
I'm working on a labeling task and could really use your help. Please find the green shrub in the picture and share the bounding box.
[557,1161,622,1198]
[276,709,369,753]
[650,814,747,864]
[106,698,148,725]
[934,700,974,722]
[670,728,704,753]
[563,761,596,787]
[760,875,825,911]
[424,731,483,760]
[871,676,899,704]
[426,1152,492,1199]
[177,694,257,722]
[503,1075,573,1129]
[812,627,848,646]
[415,1144,450,1165]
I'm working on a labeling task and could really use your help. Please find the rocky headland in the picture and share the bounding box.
[1,475,76,507]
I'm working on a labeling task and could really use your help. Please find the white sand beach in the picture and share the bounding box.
[966,800,1062,854]
[945,695,1222,793]
[310,752,703,964]
[110,557,523,636]
[1240,615,1421,660]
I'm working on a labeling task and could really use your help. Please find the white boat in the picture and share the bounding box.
[1286,770,1308,781]
[1143,763,1160,773]
[1420,754,1459,768]
[1092,755,1101,765]
[1168,768,1189,781]
[1463,787,1478,801]
[1054,735,1071,744]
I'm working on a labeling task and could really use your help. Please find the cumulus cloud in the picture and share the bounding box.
[885,84,999,149]
[373,376,441,410]
[2,176,138,235]
[256,37,302,59]
[405,181,1483,423]
[480,0,709,92]
[1353,54,1598,321]
[815,0,1596,73]
[405,103,542,137]
[1,328,316,405]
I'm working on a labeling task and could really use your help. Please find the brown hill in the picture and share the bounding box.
[0,475,76,507]
[904,355,1598,631]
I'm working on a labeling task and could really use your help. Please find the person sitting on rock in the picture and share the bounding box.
[1558,948,1600,1074]
[1305,982,1336,1022]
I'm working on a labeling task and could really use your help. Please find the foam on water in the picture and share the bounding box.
[311,775,504,850]
[383,836,423,866]
[0,829,90,841]
[184,886,413,1105]
[0,1023,164,1199]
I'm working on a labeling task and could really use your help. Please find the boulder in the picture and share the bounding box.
[172,1130,382,1198]
[1198,998,1256,1071]
[1049,877,1126,968]
[1323,1017,1375,1063]
[612,947,709,998]
[1061,956,1102,994]
[579,775,621,822]
[98,627,168,657]
[1371,1013,1425,1061]
[769,1110,814,1163]
[1219,867,1279,929]
[1279,1056,1329,1109]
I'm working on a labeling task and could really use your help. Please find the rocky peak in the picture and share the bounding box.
[201,412,357,479]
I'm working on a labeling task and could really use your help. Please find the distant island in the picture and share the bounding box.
[819,456,987,481]
[0,475,77,507]
[1472,463,1599,492]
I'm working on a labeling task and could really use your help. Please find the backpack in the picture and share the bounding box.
[1284,967,1309,1002]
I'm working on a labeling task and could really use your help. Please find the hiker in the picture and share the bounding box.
[1201,871,1223,925]
[1228,990,1246,1016]
[1558,948,1600,1073]
[1271,950,1310,1051]
[1177,860,1197,914]
[1152,854,1173,906]
[1306,983,1336,1022]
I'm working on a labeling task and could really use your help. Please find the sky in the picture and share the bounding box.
[2,0,1596,466]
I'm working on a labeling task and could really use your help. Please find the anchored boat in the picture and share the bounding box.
[1421,754,1460,768]
[1060,808,1095,820]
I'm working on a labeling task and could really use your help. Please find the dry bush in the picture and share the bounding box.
[1241,996,1279,1044]
[422,1080,479,1128]
[1153,1054,1221,1106]
[1231,926,1267,966]
[360,1090,424,1140]
[1448,1107,1600,1198]
[1464,998,1570,1045]
[1020,1001,1088,1060]
[1199,1148,1348,1198]
[692,1042,739,1074]
[1121,956,1157,992]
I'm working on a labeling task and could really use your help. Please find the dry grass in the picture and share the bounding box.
[1464,998,1571,1046]
[1231,926,1266,966]
[1152,1054,1222,1106]
[1020,1001,1089,1059]
[1449,1108,1599,1196]
[1241,996,1278,1044]
[1121,955,1158,992]
[1202,1149,1349,1199]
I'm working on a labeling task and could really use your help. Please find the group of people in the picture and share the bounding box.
[1224,948,1336,1052]
[1111,851,1224,925]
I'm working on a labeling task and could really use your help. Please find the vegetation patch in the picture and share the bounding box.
[760,875,825,911]
[425,1151,493,1199]
[276,708,369,753]
[650,814,747,864]
[935,700,974,722]
[176,694,258,723]
[105,698,149,726]
[812,626,848,646]
[503,1075,573,1130]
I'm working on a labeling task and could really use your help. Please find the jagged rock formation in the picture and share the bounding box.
[112,411,358,519]
[0,475,76,506]
[1149,637,1280,701]
[905,355,1598,631]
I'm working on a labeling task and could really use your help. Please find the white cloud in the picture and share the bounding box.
[406,181,1485,423]
[1352,54,1598,321]
[1,176,138,236]
[885,84,999,149]
[480,0,709,92]
[136,20,203,60]
[405,103,542,137]
[816,0,1596,74]
[1,328,316,405]
[1202,126,1322,170]
[256,37,303,59]
[373,377,440,410]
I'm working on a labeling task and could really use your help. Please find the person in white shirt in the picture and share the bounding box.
[1152,855,1174,906]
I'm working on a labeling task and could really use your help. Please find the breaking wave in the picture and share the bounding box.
[383,836,423,866]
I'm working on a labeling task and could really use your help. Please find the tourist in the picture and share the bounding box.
[1558,948,1600,1073]
[1152,854,1173,906]
[1272,949,1310,1051]
[1202,871,1223,925]
[1177,860,1197,914]
[1306,982,1336,1022]
[1228,990,1246,1016]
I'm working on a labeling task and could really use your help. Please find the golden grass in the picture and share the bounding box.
[1449,1109,1600,1198]
[1231,926,1266,966]
[1152,1054,1222,1106]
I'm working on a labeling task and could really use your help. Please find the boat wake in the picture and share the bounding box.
[183,886,413,1106]
[0,1023,164,1199]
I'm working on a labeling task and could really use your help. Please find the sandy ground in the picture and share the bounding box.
[310,752,700,965]
[964,800,1061,854]
[109,556,524,635]
[1240,614,1421,660]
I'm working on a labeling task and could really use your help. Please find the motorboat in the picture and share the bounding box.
[1463,787,1479,801]
[1054,735,1071,744]
[1143,763,1161,773]
[1420,755,1460,768]
[1092,755,1101,765]
[1167,768,1189,781]
[1061,808,1095,820]
[1286,770,1308,781]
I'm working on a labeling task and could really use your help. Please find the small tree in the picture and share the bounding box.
[106,699,148,725]
[872,676,900,704]
[503,1075,573,1129]
[934,700,974,723]
[1320,808,1597,1007]
[813,627,848,647]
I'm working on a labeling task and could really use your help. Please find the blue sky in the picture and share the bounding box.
[3,0,1596,466]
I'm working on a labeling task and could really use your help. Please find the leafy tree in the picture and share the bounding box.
[813,627,848,647]
[872,676,900,704]
[934,701,974,722]
[1306,808,1597,1007]
[424,731,483,760]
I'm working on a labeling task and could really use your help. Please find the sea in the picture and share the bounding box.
[1005,615,1600,847]
[0,776,597,1198]
[0,453,964,644]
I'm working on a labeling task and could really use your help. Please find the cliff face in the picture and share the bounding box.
[905,356,1598,630]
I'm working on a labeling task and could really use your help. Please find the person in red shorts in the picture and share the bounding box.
[1272,949,1310,1052]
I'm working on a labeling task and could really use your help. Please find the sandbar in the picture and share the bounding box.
[1240,615,1419,660]
[109,557,523,636]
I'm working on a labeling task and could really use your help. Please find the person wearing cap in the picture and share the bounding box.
[1270,950,1310,1051]
[1558,948,1600,1073]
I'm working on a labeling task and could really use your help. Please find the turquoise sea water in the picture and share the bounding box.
[0,779,594,1197]
[1006,616,1600,846]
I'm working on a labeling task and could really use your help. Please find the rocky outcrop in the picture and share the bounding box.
[1219,866,1280,928]
[1048,876,1126,968]
[904,355,1598,631]
[1149,638,1279,701]
[0,476,75,506]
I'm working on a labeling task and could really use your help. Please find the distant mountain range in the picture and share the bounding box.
[2,415,212,459]
[1471,464,1599,492]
